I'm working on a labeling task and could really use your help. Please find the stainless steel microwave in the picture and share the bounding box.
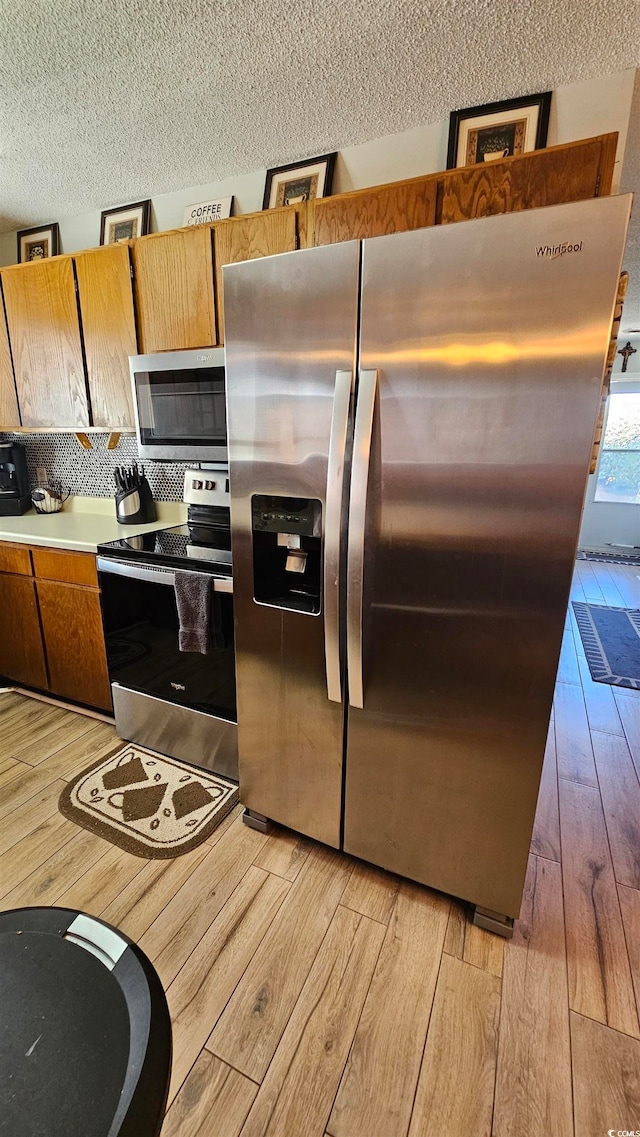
[130,348,227,461]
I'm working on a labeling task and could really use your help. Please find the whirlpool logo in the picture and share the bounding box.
[535,239,583,260]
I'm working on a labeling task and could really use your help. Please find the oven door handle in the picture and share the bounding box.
[96,557,233,593]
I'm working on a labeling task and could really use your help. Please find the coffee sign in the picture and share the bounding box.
[183,197,233,226]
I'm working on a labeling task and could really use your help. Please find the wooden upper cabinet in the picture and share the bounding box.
[75,244,137,428]
[309,176,438,247]
[214,207,297,342]
[132,226,216,352]
[439,133,617,225]
[0,297,20,429]
[1,257,89,428]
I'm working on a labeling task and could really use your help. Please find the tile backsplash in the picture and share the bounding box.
[1,433,188,501]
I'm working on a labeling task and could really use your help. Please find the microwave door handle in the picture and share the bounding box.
[324,369,353,703]
[346,369,377,709]
[96,557,233,593]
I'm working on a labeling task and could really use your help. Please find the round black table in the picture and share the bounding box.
[0,907,172,1137]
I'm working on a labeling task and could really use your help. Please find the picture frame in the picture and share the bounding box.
[262,153,337,210]
[17,223,60,263]
[446,92,552,170]
[100,199,151,245]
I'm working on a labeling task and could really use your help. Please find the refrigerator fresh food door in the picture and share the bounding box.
[344,195,632,917]
[224,241,360,847]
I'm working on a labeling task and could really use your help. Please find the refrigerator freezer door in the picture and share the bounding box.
[344,194,632,917]
[223,241,360,848]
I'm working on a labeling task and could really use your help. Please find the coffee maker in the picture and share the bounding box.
[0,442,31,515]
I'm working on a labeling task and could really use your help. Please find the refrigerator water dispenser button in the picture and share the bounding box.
[252,494,322,613]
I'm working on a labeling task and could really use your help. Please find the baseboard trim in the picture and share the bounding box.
[10,686,115,726]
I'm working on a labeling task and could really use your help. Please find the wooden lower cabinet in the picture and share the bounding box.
[0,573,48,690]
[0,542,112,712]
[36,579,111,711]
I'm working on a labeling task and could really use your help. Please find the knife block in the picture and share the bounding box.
[115,478,157,525]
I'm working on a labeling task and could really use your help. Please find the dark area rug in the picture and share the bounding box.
[60,743,239,857]
[577,550,640,566]
[572,602,640,690]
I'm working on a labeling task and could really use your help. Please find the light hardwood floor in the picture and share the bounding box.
[2,559,640,1135]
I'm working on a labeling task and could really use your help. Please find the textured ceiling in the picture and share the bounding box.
[0,0,639,232]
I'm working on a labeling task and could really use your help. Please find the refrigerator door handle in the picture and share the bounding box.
[346,368,378,709]
[324,369,353,703]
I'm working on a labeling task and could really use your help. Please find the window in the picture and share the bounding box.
[595,392,640,504]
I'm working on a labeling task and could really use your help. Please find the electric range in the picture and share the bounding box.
[96,522,231,575]
[96,473,237,781]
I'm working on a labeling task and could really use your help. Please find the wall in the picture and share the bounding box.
[0,68,635,266]
[0,433,188,502]
[618,67,640,330]
[579,336,640,550]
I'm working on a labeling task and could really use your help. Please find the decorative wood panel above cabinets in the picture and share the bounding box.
[0,298,20,429]
[1,257,89,429]
[439,134,616,224]
[75,244,137,429]
[132,226,217,352]
[214,207,297,342]
[309,175,438,246]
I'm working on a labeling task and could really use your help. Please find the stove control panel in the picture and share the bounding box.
[183,467,230,509]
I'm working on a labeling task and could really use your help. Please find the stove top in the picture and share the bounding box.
[97,524,232,575]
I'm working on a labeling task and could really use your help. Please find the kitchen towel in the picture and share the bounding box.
[175,569,213,654]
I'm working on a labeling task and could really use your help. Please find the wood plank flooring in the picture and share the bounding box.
[2,559,640,1135]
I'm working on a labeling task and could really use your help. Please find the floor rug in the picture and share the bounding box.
[577,550,640,566]
[572,602,640,690]
[59,743,239,858]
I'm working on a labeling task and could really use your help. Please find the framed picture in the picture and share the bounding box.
[447,92,552,169]
[100,199,151,245]
[263,153,337,210]
[17,223,60,263]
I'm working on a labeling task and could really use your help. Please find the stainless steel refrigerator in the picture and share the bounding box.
[223,194,631,933]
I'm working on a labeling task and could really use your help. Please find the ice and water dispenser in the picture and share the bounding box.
[251,495,322,614]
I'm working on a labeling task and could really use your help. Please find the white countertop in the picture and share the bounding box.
[0,496,187,553]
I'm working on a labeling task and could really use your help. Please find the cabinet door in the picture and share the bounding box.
[132,227,216,352]
[440,134,617,224]
[310,177,438,247]
[214,208,297,342]
[75,244,137,428]
[0,299,20,429]
[1,257,89,428]
[0,573,48,689]
[37,580,112,710]
[31,546,98,587]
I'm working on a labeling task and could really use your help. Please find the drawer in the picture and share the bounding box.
[32,547,98,588]
[0,542,32,576]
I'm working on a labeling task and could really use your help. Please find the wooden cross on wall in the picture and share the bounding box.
[618,341,637,373]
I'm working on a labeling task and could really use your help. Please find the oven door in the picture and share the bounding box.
[97,557,236,723]
[130,349,228,462]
